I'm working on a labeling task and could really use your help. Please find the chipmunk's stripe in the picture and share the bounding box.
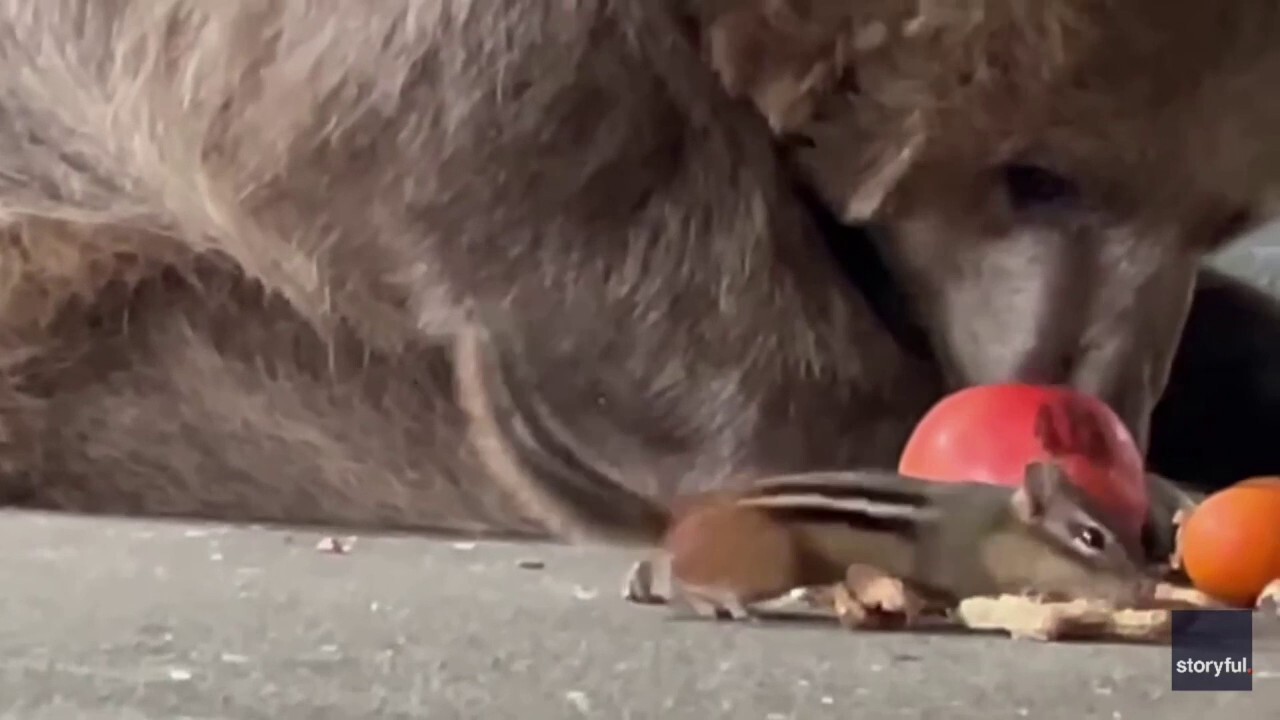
[757,505,923,536]
[737,493,940,537]
[744,476,932,508]
[737,493,929,518]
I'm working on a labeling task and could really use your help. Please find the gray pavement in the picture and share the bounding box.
[2,510,1279,720]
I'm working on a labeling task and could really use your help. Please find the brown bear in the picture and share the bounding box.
[0,0,1275,546]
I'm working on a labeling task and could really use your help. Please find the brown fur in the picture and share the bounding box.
[706,0,1280,445]
[0,1,1277,541]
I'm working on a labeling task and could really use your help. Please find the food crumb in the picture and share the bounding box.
[1257,579,1280,612]
[166,667,194,681]
[564,690,591,714]
[315,536,357,554]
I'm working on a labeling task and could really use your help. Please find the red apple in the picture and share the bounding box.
[898,383,1148,540]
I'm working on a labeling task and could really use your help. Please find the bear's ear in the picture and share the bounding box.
[703,5,847,134]
[702,4,922,222]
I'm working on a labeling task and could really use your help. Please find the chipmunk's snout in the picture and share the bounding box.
[1086,566,1160,607]
[1021,551,1155,607]
[1047,560,1151,606]
[986,520,1157,607]
[1133,574,1160,603]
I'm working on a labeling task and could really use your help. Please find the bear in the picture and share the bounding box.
[0,0,1276,547]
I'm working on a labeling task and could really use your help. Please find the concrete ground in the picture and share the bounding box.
[2,510,1279,720]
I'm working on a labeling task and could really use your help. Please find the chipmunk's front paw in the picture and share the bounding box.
[831,564,926,630]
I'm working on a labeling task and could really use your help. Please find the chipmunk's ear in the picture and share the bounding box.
[1011,462,1068,523]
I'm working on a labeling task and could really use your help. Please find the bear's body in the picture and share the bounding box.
[0,0,1277,539]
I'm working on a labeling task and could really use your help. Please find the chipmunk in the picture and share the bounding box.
[624,462,1160,621]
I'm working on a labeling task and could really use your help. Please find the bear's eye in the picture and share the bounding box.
[1001,163,1081,213]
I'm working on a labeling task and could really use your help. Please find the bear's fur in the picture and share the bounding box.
[0,0,1276,540]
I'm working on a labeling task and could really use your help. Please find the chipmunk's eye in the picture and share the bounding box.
[1069,521,1108,553]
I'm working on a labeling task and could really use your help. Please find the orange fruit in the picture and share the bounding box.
[1180,478,1280,607]
[898,383,1147,541]
[1238,476,1280,490]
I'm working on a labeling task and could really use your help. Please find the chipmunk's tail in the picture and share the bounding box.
[454,328,671,545]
